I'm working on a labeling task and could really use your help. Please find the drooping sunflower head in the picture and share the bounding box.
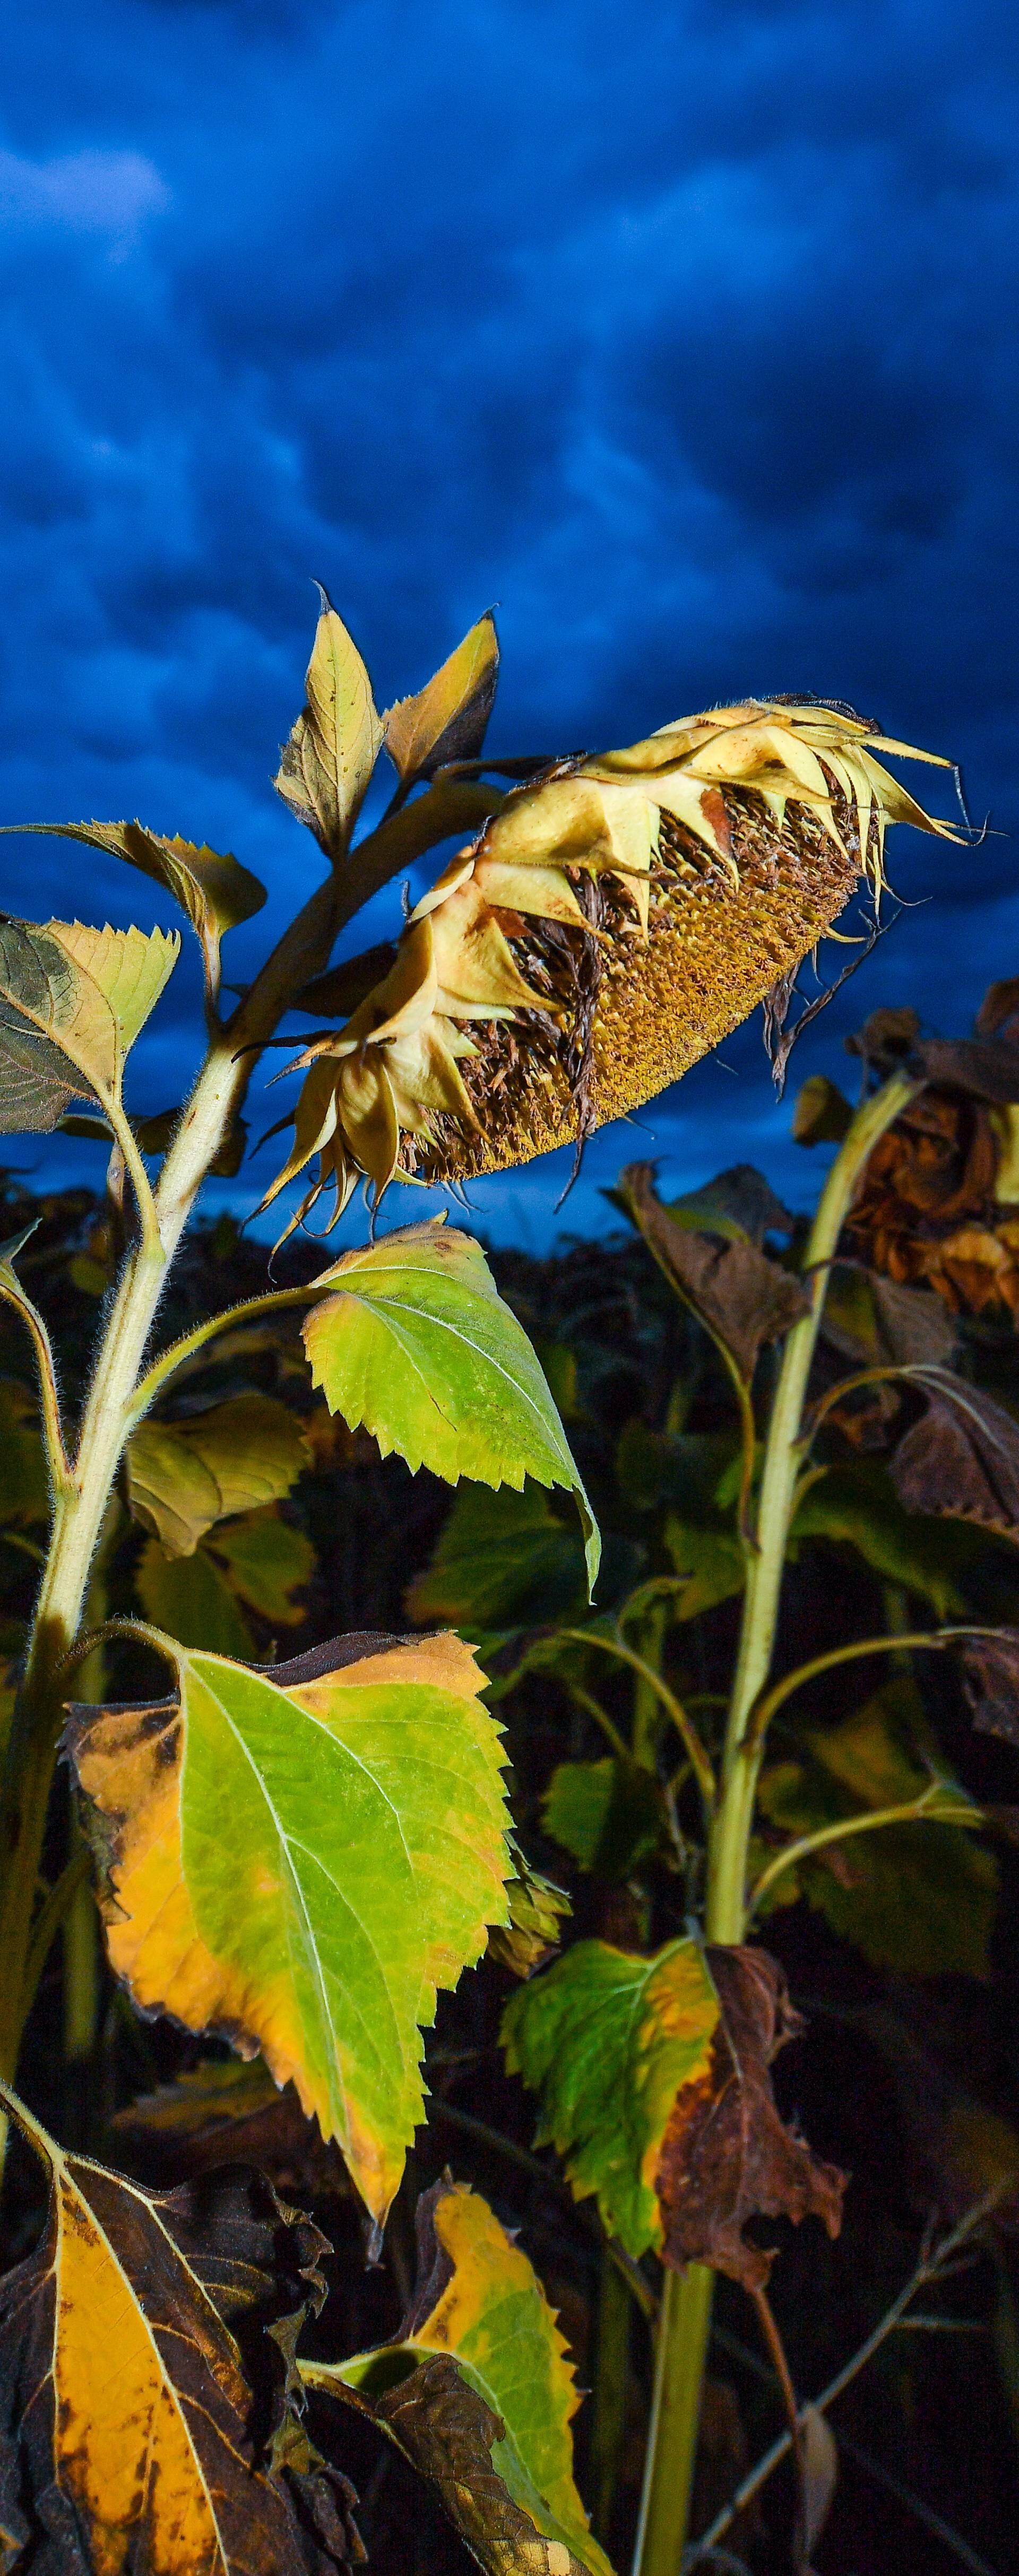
[260,686,962,1240]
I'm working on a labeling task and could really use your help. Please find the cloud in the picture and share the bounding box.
[0,146,168,245]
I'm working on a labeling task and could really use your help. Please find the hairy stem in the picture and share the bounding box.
[632,1070,919,2576]
[0,870,344,2095]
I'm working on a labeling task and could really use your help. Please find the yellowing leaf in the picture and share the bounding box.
[275,591,384,861]
[3,823,265,999]
[66,1628,511,2227]
[503,1939,845,2282]
[307,2178,612,2576]
[0,2082,357,2574]
[384,612,499,793]
[0,915,178,1131]
[126,1393,311,1555]
[503,1937,718,2257]
[302,1221,600,1593]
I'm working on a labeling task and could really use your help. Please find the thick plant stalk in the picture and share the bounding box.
[633,1069,918,2576]
[0,874,342,2091]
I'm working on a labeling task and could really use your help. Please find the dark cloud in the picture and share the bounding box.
[0,0,1016,1244]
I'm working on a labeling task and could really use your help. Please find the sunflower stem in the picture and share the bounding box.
[632,1070,918,2576]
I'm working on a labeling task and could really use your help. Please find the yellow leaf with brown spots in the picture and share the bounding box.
[64,1628,511,2230]
[0,2083,359,2573]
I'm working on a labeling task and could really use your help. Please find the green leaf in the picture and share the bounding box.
[407,1480,590,1631]
[274,589,384,861]
[758,1678,997,1978]
[0,1378,49,1528]
[384,612,499,793]
[304,1222,600,1592]
[208,1510,315,1626]
[135,1534,255,1655]
[66,1628,511,2226]
[542,1758,667,1877]
[502,1936,719,2257]
[310,2177,612,2576]
[615,1420,735,1516]
[125,1394,311,1556]
[663,1515,746,1619]
[3,823,265,999]
[791,1460,985,1615]
[0,915,179,1130]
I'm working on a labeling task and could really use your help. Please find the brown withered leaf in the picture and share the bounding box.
[294,943,399,1019]
[655,1948,845,2291]
[819,1263,958,1371]
[976,978,1019,1040]
[913,1036,1019,1105]
[891,1381,1019,1536]
[0,2083,360,2573]
[620,1160,809,1382]
[958,1632,1019,1746]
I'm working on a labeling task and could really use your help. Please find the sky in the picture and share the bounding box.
[1,0,1016,1251]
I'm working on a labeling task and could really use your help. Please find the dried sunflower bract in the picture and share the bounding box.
[260,699,961,1239]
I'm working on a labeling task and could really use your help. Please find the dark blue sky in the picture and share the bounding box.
[1,0,1016,1248]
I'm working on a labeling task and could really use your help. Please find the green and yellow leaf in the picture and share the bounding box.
[275,591,384,860]
[302,1222,600,1593]
[0,915,178,1130]
[66,1628,511,2227]
[0,2082,355,2574]
[307,2178,612,2576]
[503,1939,844,2283]
[2,823,265,998]
[125,1393,311,1556]
[384,612,499,793]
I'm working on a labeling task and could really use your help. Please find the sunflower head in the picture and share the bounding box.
[260,654,962,1241]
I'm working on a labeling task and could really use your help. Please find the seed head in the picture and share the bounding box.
[259,699,961,1239]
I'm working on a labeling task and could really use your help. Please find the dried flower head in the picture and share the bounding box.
[260,698,960,1238]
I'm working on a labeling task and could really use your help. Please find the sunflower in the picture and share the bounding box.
[260,695,960,1239]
